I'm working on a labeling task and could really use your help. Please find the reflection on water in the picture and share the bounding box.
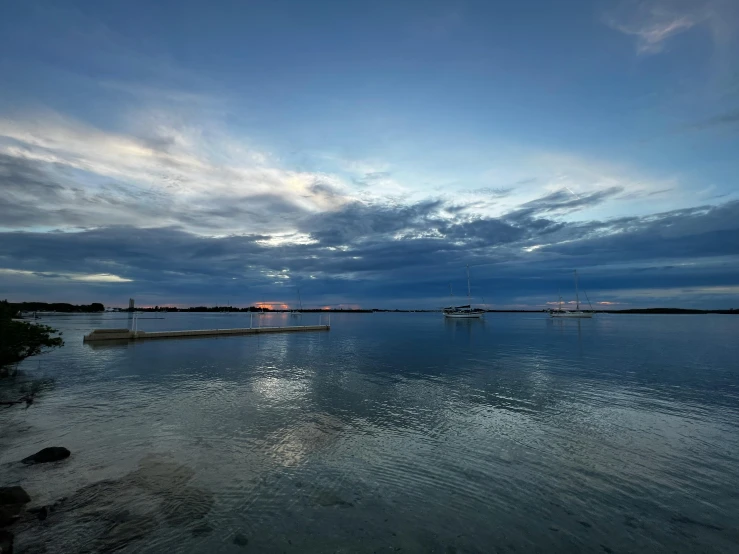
[1,312,739,553]
[547,317,585,356]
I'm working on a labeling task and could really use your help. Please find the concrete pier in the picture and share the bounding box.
[83,325,330,343]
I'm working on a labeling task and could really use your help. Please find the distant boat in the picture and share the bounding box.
[443,265,485,319]
[550,270,593,318]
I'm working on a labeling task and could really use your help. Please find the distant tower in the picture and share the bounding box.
[129,298,135,311]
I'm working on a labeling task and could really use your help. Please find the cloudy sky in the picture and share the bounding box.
[1,0,738,309]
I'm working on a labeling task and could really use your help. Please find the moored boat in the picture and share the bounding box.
[550,270,594,318]
[444,265,485,319]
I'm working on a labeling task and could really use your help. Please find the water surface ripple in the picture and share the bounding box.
[1,312,738,552]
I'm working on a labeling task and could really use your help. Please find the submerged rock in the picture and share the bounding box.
[0,488,30,506]
[27,506,48,521]
[5,455,216,553]
[126,455,194,494]
[0,487,31,527]
[21,447,70,465]
[0,530,13,554]
[313,490,354,508]
[233,533,249,547]
[0,507,19,528]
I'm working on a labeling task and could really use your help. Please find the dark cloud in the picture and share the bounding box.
[2,197,738,308]
[513,186,624,218]
[0,153,165,228]
[462,186,513,197]
[440,218,525,246]
[178,193,309,228]
[544,201,739,263]
[0,153,68,227]
[297,200,444,246]
[0,153,63,194]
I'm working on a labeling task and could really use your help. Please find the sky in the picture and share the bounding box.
[1,0,738,309]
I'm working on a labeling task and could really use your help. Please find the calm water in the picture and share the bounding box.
[2,312,738,553]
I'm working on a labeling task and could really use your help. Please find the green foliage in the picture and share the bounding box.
[0,300,64,371]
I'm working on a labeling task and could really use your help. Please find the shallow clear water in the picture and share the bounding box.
[2,312,739,553]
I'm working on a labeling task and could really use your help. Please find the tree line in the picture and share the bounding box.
[10,302,105,313]
[0,300,63,373]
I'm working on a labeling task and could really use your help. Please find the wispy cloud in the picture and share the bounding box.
[72,273,133,283]
[2,107,675,240]
[604,0,736,54]
[683,108,739,131]
[618,16,701,54]
[0,268,132,282]
[0,112,354,235]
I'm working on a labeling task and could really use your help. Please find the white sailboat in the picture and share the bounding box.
[550,270,594,318]
[443,265,485,319]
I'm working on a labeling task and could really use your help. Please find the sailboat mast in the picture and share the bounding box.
[466,264,471,301]
[297,287,302,310]
[574,270,580,311]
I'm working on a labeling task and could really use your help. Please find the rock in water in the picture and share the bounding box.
[21,447,70,465]
[0,506,19,527]
[0,488,30,506]
[0,487,30,527]
[233,533,249,547]
[27,506,48,521]
[0,530,13,553]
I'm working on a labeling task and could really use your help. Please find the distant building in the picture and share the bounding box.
[128,298,135,311]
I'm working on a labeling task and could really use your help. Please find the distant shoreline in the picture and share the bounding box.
[585,308,738,315]
[16,307,739,316]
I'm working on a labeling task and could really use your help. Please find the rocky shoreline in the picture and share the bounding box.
[0,369,222,553]
[0,448,224,554]
[0,448,71,553]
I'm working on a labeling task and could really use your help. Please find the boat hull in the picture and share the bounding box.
[444,312,484,319]
[550,312,593,318]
